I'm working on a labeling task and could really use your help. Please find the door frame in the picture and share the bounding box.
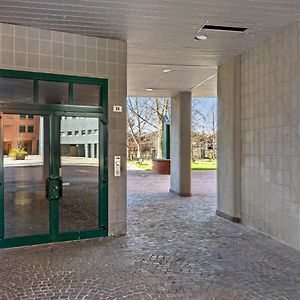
[0,69,108,248]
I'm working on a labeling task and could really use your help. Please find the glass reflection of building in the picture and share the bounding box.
[3,115,99,158]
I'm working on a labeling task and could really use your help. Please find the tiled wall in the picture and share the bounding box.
[0,22,127,236]
[240,21,300,249]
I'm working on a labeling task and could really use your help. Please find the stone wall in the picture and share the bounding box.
[0,22,127,236]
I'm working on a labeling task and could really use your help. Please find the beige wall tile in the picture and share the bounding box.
[2,24,14,36]
[27,53,39,69]
[2,50,14,66]
[28,39,39,54]
[52,56,63,72]
[52,43,63,57]
[40,40,51,56]
[15,52,26,67]
[40,55,51,69]
[238,19,300,250]
[2,36,14,51]
[52,31,64,43]
[75,46,86,59]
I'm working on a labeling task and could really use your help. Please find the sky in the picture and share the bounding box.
[192,98,217,133]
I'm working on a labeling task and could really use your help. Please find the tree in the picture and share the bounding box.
[127,97,171,160]
[127,97,156,160]
[192,99,217,160]
[127,97,217,161]
[146,98,170,158]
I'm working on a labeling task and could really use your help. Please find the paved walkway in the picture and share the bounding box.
[4,155,99,167]
[1,171,300,299]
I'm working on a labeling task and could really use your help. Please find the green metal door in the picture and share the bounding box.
[0,69,108,248]
[0,110,108,248]
[49,113,108,243]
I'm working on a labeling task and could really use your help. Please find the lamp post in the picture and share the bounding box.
[152,115,171,174]
[162,115,170,159]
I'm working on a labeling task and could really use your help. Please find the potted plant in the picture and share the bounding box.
[8,148,27,160]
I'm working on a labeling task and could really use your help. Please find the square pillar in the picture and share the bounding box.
[170,91,192,197]
[217,56,241,222]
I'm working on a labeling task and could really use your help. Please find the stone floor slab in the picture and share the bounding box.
[1,171,300,299]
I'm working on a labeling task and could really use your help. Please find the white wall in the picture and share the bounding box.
[240,21,300,249]
[218,19,300,250]
[217,57,241,221]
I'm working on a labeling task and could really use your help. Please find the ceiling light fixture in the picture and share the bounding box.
[163,69,172,73]
[146,88,154,91]
[203,24,247,32]
[195,35,208,41]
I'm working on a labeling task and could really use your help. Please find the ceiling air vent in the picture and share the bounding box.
[203,24,247,33]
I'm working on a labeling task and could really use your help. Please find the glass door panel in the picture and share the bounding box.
[3,114,49,237]
[59,116,99,232]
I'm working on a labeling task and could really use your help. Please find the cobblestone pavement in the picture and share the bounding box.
[1,171,300,299]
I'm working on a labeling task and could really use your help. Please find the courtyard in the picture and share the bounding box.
[0,170,300,299]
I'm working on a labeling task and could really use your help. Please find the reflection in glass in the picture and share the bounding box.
[39,81,68,104]
[59,116,99,232]
[0,78,33,103]
[73,83,101,106]
[4,114,49,237]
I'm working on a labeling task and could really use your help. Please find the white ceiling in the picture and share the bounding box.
[1,0,300,97]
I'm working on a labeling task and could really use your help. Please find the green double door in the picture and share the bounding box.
[0,109,108,248]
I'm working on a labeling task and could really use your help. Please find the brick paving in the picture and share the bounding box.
[1,170,300,299]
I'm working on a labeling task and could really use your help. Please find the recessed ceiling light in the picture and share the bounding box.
[203,24,247,33]
[163,69,171,73]
[146,88,154,91]
[195,35,208,41]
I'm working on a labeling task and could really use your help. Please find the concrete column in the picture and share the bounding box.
[84,144,88,158]
[170,91,192,197]
[91,142,95,158]
[217,56,241,223]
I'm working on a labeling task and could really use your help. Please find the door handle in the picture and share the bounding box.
[46,177,63,200]
[58,177,63,199]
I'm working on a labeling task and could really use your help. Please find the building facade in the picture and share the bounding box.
[60,117,99,158]
[3,114,40,155]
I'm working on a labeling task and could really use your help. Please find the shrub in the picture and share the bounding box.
[8,148,27,160]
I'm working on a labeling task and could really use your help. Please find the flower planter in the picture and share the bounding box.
[8,148,27,160]
[15,154,26,160]
[152,158,170,175]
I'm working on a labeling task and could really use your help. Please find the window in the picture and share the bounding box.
[94,144,98,158]
[20,114,26,119]
[88,144,91,158]
[73,83,101,106]
[88,129,92,135]
[27,126,34,133]
[94,129,98,135]
[38,81,68,104]
[61,131,65,136]
[75,131,79,136]
[67,131,72,136]
[28,114,34,119]
[19,126,25,133]
[0,78,33,103]
[81,130,86,136]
